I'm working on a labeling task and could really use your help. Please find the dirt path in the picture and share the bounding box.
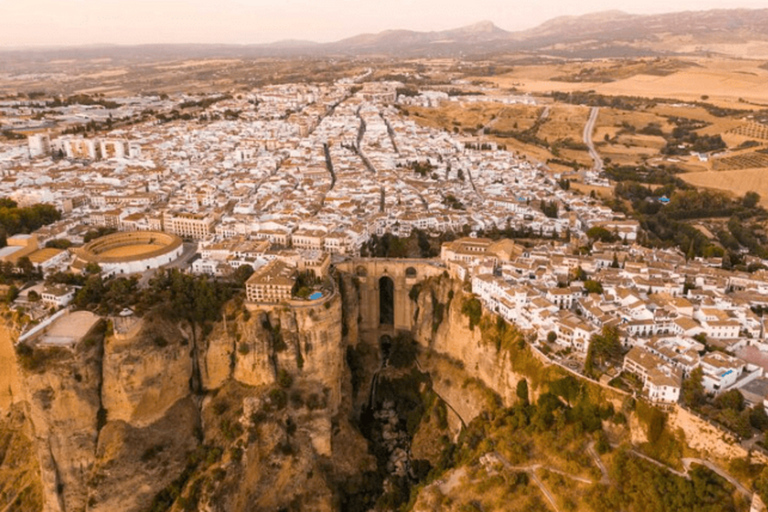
[490,452,565,512]
[0,321,21,412]
[630,449,752,498]
[682,458,752,497]
[529,468,561,512]
[587,441,611,485]
[630,450,687,478]
[437,466,467,495]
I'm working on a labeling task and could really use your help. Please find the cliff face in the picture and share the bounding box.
[9,269,756,512]
[21,329,103,512]
[178,293,369,511]
[10,290,364,512]
[411,276,534,409]
[88,398,200,512]
[204,293,346,415]
[101,317,193,428]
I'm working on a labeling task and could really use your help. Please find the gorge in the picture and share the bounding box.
[0,260,760,511]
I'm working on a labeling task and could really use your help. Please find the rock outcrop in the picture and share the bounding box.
[7,267,760,512]
[412,276,534,406]
[101,316,193,427]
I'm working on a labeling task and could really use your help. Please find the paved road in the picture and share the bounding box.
[137,241,198,287]
[582,107,603,172]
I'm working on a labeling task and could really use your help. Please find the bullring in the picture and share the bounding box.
[73,231,184,275]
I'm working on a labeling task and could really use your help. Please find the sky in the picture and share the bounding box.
[1,0,766,47]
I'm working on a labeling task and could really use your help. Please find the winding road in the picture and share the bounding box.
[490,452,563,512]
[630,450,752,498]
[583,107,603,172]
[587,441,610,485]
[682,458,752,497]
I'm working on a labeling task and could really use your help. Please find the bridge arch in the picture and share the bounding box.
[337,259,446,332]
[379,276,395,325]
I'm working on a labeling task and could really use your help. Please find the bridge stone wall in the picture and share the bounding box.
[337,259,445,332]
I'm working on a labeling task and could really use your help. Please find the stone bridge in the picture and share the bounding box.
[336,258,446,332]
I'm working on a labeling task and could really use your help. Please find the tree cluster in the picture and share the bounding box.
[0,199,60,247]
[584,325,622,377]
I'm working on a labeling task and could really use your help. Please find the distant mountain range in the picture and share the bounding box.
[4,8,768,59]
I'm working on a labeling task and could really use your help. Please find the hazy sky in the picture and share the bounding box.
[1,0,766,47]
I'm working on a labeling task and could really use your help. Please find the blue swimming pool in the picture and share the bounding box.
[309,291,323,300]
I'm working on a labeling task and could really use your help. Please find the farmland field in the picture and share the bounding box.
[681,169,768,205]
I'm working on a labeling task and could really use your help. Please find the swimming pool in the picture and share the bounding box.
[309,291,323,300]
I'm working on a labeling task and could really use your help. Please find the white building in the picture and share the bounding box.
[623,346,682,403]
[41,284,76,308]
[700,352,745,394]
[28,133,51,158]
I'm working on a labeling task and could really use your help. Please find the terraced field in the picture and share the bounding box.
[712,151,768,171]
[727,122,768,141]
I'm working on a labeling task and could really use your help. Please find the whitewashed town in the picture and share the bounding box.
[3,73,768,425]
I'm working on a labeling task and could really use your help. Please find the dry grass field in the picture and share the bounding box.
[479,58,768,107]
[597,108,674,133]
[537,104,590,143]
[406,102,499,132]
[598,142,662,167]
[406,102,560,163]
[595,58,768,106]
[589,108,671,166]
[570,181,615,199]
[487,136,556,163]
[490,104,543,132]
[681,169,768,205]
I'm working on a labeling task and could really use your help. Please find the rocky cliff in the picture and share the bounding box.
[0,320,43,511]
[7,288,369,512]
[411,276,554,412]
[4,269,764,512]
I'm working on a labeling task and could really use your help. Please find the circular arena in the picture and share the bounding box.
[75,231,184,275]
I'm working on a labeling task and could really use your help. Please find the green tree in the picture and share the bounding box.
[45,238,72,249]
[549,376,582,406]
[3,285,18,303]
[74,275,106,309]
[749,405,768,431]
[585,325,622,377]
[461,297,482,331]
[586,226,616,243]
[232,264,254,286]
[584,280,603,294]
[742,191,761,209]
[16,256,35,276]
[573,266,587,281]
[84,262,102,275]
[756,466,768,506]
[681,367,705,408]
[516,379,529,405]
[714,389,745,412]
